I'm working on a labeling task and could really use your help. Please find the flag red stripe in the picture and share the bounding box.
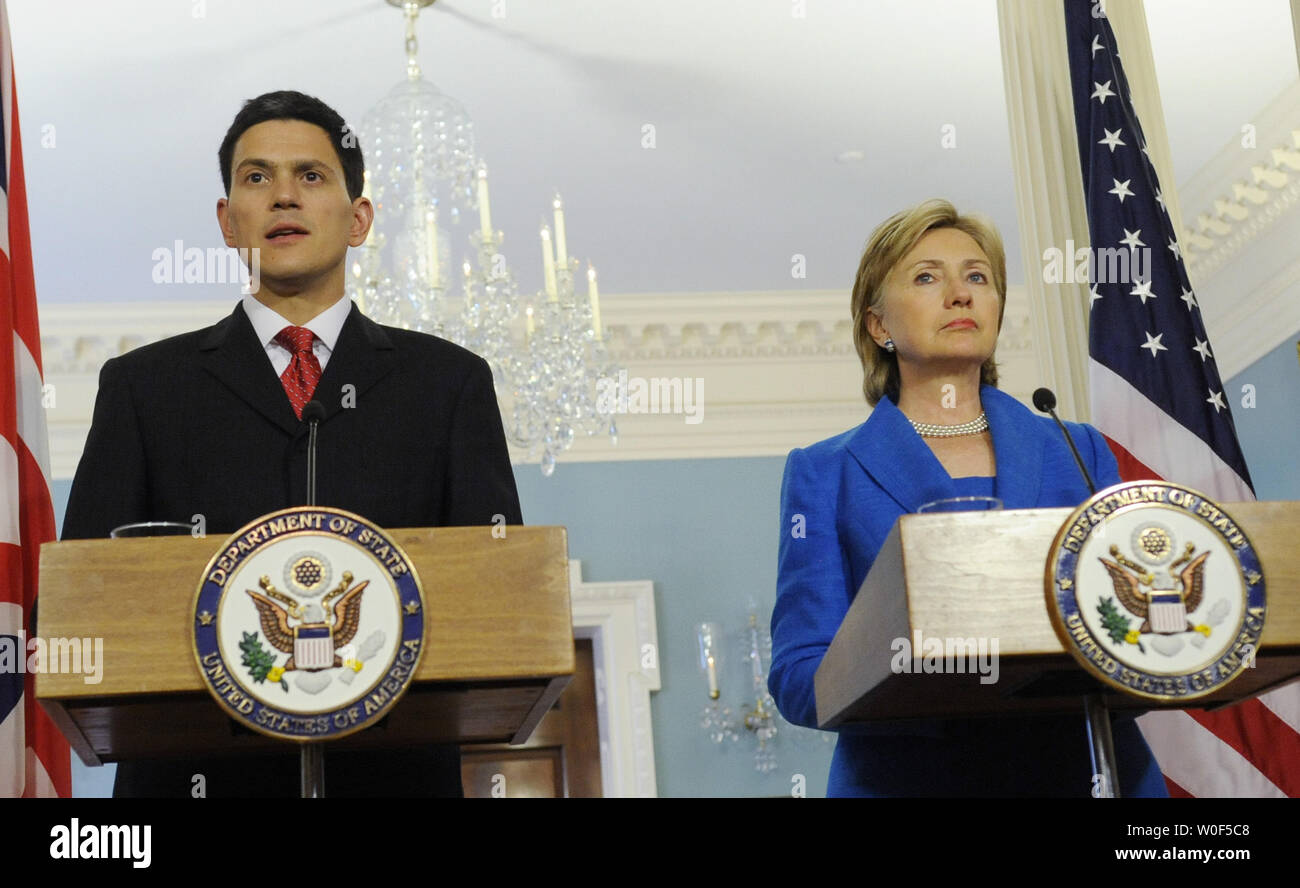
[1100,434,1163,483]
[1186,702,1300,798]
[17,441,66,796]
[6,68,39,371]
[1163,775,1193,798]
[1,21,72,797]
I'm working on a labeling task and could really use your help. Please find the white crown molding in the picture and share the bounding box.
[568,561,659,798]
[1179,80,1300,279]
[37,287,1038,477]
[1203,249,1300,381]
[1171,78,1300,378]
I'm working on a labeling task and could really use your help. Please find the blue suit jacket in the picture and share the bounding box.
[769,386,1167,797]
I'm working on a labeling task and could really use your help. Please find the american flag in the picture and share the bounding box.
[1064,0,1300,797]
[0,0,71,797]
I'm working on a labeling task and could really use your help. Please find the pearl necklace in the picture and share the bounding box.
[908,412,989,438]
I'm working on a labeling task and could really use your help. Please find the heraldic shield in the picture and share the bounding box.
[191,506,427,741]
[1045,480,1266,703]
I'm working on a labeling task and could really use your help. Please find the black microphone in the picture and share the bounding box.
[302,400,326,507]
[1032,387,1096,496]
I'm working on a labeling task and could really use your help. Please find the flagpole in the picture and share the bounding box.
[1083,694,1120,798]
[301,744,325,799]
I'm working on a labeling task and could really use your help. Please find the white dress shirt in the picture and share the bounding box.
[241,293,353,376]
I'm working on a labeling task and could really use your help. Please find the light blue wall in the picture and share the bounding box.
[514,457,833,798]
[1225,337,1300,501]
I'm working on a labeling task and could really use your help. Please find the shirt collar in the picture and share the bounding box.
[242,292,352,352]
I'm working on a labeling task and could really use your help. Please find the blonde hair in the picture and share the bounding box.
[850,198,1007,406]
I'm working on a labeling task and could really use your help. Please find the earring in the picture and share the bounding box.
[883,338,896,353]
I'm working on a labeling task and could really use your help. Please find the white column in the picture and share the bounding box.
[1292,0,1300,79]
[1105,0,1189,249]
[997,0,1094,422]
[996,0,1185,423]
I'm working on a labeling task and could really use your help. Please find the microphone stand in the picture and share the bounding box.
[300,400,326,799]
[1034,388,1119,798]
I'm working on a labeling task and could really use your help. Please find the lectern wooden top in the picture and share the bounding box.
[36,525,573,763]
[815,502,1300,728]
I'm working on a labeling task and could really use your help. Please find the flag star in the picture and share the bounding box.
[1140,331,1168,357]
[1098,128,1126,152]
[1091,35,1104,57]
[1130,278,1156,304]
[1167,238,1181,260]
[1092,81,1116,104]
[1140,141,1151,158]
[1119,228,1145,250]
[1109,178,1134,203]
[1089,285,1102,307]
[1192,338,1212,362]
[1155,189,1166,212]
[1206,389,1226,412]
[1180,287,1198,311]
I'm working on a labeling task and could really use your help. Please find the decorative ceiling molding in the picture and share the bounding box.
[1172,78,1300,378]
[1180,80,1300,279]
[1203,248,1300,381]
[37,287,1037,476]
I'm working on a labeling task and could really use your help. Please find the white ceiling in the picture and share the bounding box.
[9,0,1297,308]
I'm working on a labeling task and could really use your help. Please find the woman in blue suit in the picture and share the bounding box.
[768,199,1167,797]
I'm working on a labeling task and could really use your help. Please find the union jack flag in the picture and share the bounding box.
[1064,0,1300,797]
[0,0,71,797]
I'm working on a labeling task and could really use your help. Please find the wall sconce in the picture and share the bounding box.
[696,621,739,745]
[695,609,781,773]
[740,614,778,772]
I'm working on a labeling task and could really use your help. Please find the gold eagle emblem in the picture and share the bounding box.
[245,571,368,671]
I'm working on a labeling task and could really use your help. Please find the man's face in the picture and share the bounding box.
[216,119,370,293]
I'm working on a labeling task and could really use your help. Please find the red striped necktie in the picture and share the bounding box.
[273,325,322,420]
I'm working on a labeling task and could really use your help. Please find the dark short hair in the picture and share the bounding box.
[218,90,365,201]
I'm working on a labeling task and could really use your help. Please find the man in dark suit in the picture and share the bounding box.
[61,90,522,797]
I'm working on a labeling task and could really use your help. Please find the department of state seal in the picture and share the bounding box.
[1045,481,1265,702]
[191,506,425,740]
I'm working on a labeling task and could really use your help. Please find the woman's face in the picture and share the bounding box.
[868,227,1000,373]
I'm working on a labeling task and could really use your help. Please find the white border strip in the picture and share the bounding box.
[1137,709,1284,798]
[1089,358,1255,502]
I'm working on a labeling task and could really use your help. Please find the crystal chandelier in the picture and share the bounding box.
[348,0,620,475]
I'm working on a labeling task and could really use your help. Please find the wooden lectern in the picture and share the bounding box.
[36,526,574,767]
[816,502,1300,729]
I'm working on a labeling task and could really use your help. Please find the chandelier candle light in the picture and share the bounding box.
[350,0,621,475]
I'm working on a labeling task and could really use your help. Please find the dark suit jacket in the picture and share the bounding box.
[769,386,1166,797]
[62,300,523,797]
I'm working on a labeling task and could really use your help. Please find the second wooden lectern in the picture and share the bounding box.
[816,502,1300,728]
